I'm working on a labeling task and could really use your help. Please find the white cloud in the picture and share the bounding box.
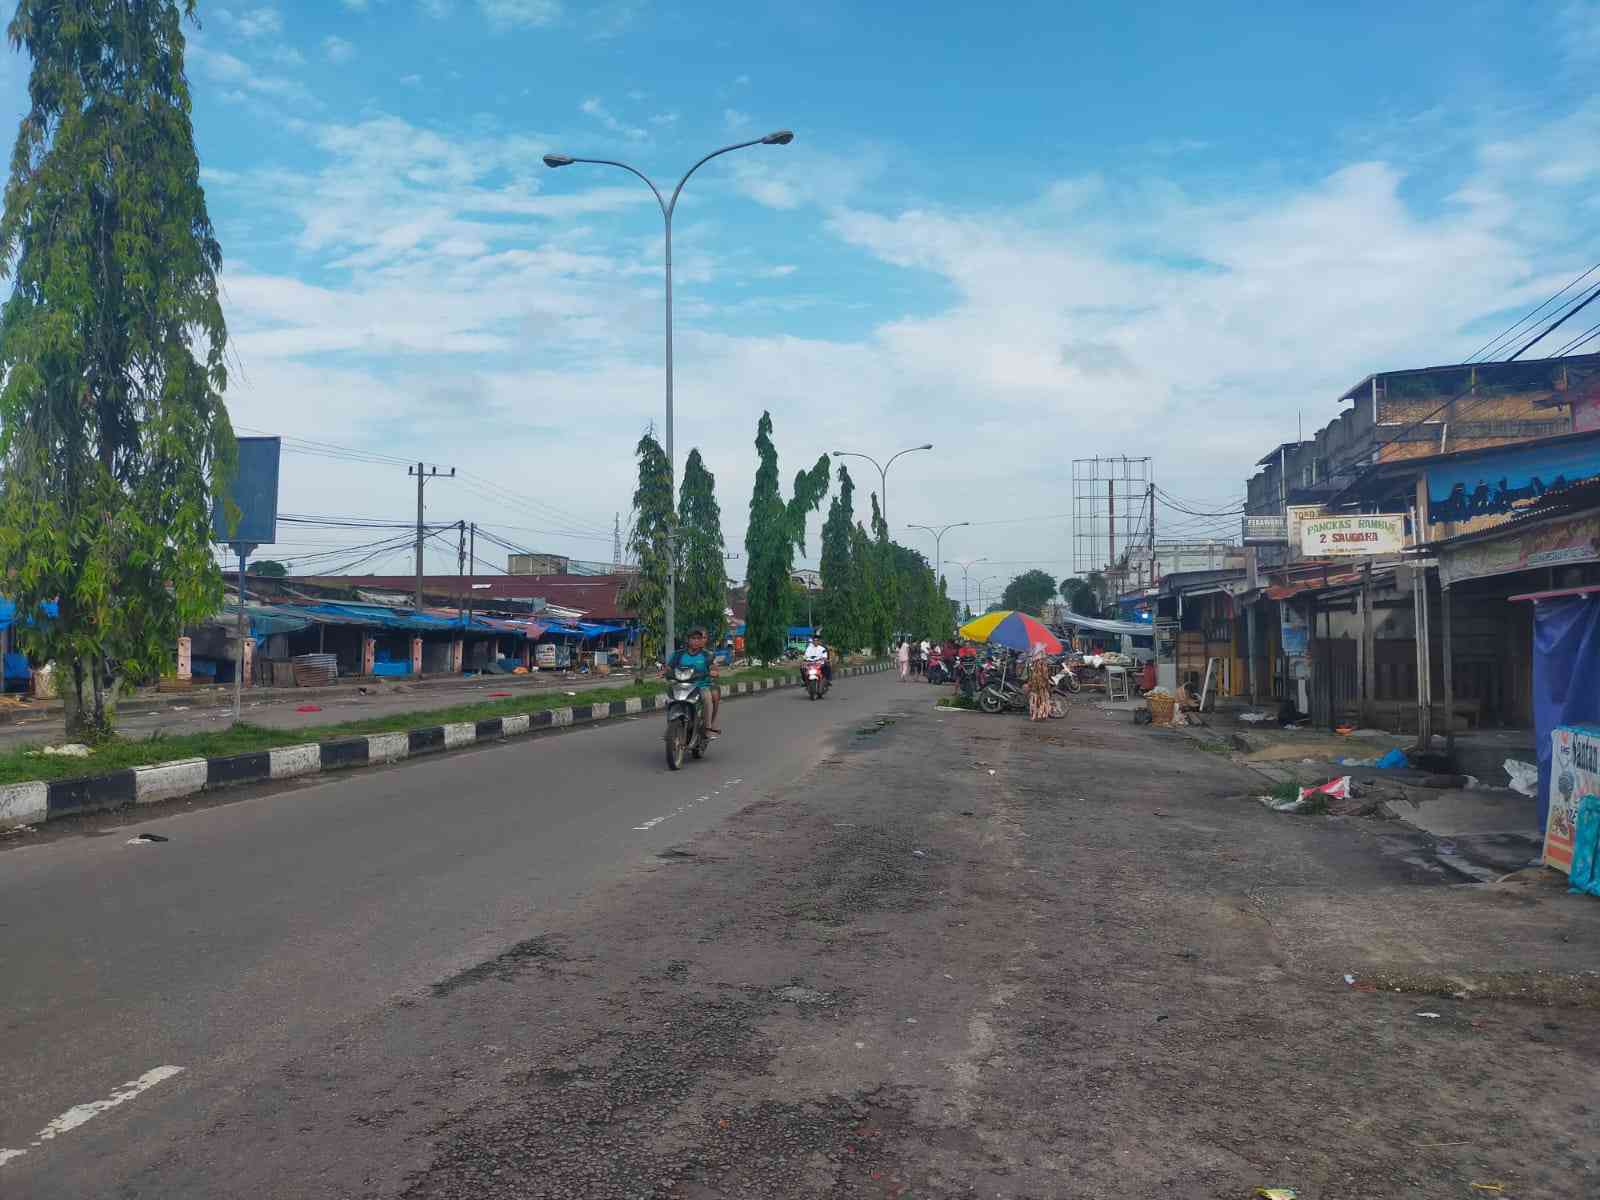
[218,6,283,38]
[400,73,423,86]
[323,35,356,63]
[723,108,751,131]
[341,0,370,9]
[649,111,678,127]
[734,74,750,86]
[418,0,454,16]
[190,44,317,108]
[479,0,561,28]
[580,96,646,140]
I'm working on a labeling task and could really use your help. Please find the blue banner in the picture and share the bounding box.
[1429,438,1600,524]
[1534,595,1600,835]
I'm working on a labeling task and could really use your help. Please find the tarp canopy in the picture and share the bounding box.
[1532,594,1600,837]
[1057,610,1151,637]
[0,598,60,632]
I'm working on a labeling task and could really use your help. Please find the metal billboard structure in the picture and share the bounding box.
[211,436,281,555]
[1071,456,1152,598]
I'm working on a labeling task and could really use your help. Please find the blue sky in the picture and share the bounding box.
[6,0,1600,588]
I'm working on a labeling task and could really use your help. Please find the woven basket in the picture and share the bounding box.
[1146,694,1176,724]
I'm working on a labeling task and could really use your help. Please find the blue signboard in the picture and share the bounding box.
[212,436,281,550]
[1428,437,1600,524]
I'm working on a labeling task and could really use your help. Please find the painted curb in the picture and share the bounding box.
[2,663,891,829]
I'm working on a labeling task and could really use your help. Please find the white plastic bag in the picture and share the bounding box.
[1504,759,1539,797]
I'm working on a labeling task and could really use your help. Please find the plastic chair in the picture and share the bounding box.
[1106,665,1131,702]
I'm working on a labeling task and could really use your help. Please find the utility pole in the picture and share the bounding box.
[1107,479,1115,596]
[1148,482,1156,593]
[409,462,455,612]
[468,523,476,625]
[613,512,622,570]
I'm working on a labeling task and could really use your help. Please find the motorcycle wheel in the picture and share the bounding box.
[978,688,1005,714]
[691,735,706,759]
[806,678,818,700]
[665,722,686,770]
[1047,692,1069,719]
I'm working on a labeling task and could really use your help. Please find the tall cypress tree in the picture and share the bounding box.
[743,411,829,662]
[866,493,894,655]
[676,448,727,644]
[619,432,673,664]
[0,0,235,737]
[818,463,860,653]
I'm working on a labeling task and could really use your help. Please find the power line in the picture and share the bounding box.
[1507,282,1600,360]
[1466,261,1600,362]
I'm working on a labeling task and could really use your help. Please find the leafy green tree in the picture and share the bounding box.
[0,0,235,737]
[248,560,288,578]
[1002,569,1058,615]
[862,494,894,655]
[818,464,863,654]
[1060,574,1099,617]
[743,412,830,661]
[848,520,881,655]
[676,448,727,644]
[619,432,673,663]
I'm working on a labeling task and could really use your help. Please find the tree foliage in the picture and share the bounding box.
[0,0,235,737]
[862,493,893,655]
[618,431,673,663]
[743,412,830,661]
[1060,574,1101,617]
[675,448,727,644]
[1002,569,1058,615]
[248,560,287,578]
[818,464,861,652]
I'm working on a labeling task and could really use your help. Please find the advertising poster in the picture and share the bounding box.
[1546,725,1600,875]
[1300,514,1406,558]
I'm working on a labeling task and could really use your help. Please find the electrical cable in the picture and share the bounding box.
[1506,282,1600,360]
[1466,261,1600,363]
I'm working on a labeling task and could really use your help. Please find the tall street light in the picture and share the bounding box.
[830,444,932,528]
[977,575,1000,614]
[544,130,794,660]
[906,521,968,585]
[951,556,988,619]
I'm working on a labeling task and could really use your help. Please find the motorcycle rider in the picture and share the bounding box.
[803,633,831,687]
[664,626,720,736]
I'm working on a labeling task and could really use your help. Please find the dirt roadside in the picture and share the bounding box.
[127,690,1600,1199]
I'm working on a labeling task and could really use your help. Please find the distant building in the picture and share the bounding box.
[508,552,571,575]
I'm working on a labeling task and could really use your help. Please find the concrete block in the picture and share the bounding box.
[442,722,475,750]
[268,744,321,780]
[0,781,48,828]
[368,732,409,764]
[134,759,208,805]
[502,714,531,736]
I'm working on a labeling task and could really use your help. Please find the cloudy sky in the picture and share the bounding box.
[5,1,1599,594]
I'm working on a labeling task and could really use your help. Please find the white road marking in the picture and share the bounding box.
[633,778,745,831]
[0,1065,183,1168]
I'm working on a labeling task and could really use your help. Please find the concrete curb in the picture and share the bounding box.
[3,663,890,829]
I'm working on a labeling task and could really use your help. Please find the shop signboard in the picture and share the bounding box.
[211,436,281,554]
[1438,512,1600,586]
[1279,602,1309,657]
[1299,514,1406,558]
[1546,725,1600,875]
[1426,436,1600,525]
[1242,515,1287,543]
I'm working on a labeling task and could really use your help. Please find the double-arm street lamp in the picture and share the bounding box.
[906,521,968,585]
[830,444,932,528]
[951,556,988,618]
[976,575,999,614]
[544,130,795,660]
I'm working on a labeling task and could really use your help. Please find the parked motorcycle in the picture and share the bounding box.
[664,665,711,770]
[977,664,1068,719]
[1050,657,1082,694]
[802,658,831,701]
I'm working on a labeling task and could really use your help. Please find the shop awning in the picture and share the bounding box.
[1058,611,1151,637]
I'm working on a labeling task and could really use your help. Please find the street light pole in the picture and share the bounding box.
[544,130,794,662]
[977,575,999,614]
[830,444,932,529]
[906,521,969,584]
[952,556,988,619]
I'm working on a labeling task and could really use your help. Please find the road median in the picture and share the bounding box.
[0,662,889,830]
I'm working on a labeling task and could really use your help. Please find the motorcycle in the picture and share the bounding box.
[664,665,711,770]
[925,657,952,685]
[1050,657,1082,694]
[977,661,1068,719]
[802,658,830,700]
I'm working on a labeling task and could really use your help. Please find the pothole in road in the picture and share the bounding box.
[854,716,898,737]
[430,935,567,996]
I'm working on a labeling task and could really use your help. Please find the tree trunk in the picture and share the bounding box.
[61,654,113,742]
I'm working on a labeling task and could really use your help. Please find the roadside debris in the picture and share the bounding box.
[1504,759,1539,797]
[1238,710,1271,723]
[37,743,90,758]
[1253,1189,1298,1200]
[126,833,169,845]
[1416,1011,1441,1018]
[295,704,322,713]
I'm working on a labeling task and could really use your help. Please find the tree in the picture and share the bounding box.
[848,520,881,653]
[0,0,235,738]
[1060,575,1099,617]
[248,560,288,578]
[1002,569,1058,615]
[818,464,862,653]
[863,494,895,655]
[618,432,673,664]
[743,412,830,661]
[676,448,727,644]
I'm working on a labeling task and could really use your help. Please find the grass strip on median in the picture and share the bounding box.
[0,665,819,787]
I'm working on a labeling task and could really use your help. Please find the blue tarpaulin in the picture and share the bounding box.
[0,599,59,631]
[1534,595,1600,833]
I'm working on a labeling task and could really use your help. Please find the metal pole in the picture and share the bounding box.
[415,461,425,611]
[663,206,676,662]
[1246,600,1258,706]
[233,549,245,723]
[1442,582,1456,760]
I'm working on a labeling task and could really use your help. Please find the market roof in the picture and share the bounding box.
[1257,441,1312,467]
[286,573,633,618]
[1336,351,1600,405]
[1056,610,1152,637]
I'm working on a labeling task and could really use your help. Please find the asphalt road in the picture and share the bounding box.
[0,669,901,1198]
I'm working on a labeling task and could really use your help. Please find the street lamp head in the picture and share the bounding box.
[830,450,844,457]
[542,153,576,168]
[762,130,795,145]
[919,443,934,450]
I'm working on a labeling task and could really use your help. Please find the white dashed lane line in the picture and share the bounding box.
[634,778,745,831]
[0,1065,184,1168]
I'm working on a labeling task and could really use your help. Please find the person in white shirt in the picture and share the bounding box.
[919,639,932,677]
[803,635,832,685]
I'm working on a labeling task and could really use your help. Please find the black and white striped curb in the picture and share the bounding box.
[0,662,890,829]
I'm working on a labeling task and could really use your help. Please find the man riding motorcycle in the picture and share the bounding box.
[664,626,720,736]
[802,634,832,686]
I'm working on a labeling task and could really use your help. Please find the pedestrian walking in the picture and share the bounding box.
[919,639,932,678]
[897,638,910,681]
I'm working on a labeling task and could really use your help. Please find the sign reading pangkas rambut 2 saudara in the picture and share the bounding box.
[1299,514,1406,557]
